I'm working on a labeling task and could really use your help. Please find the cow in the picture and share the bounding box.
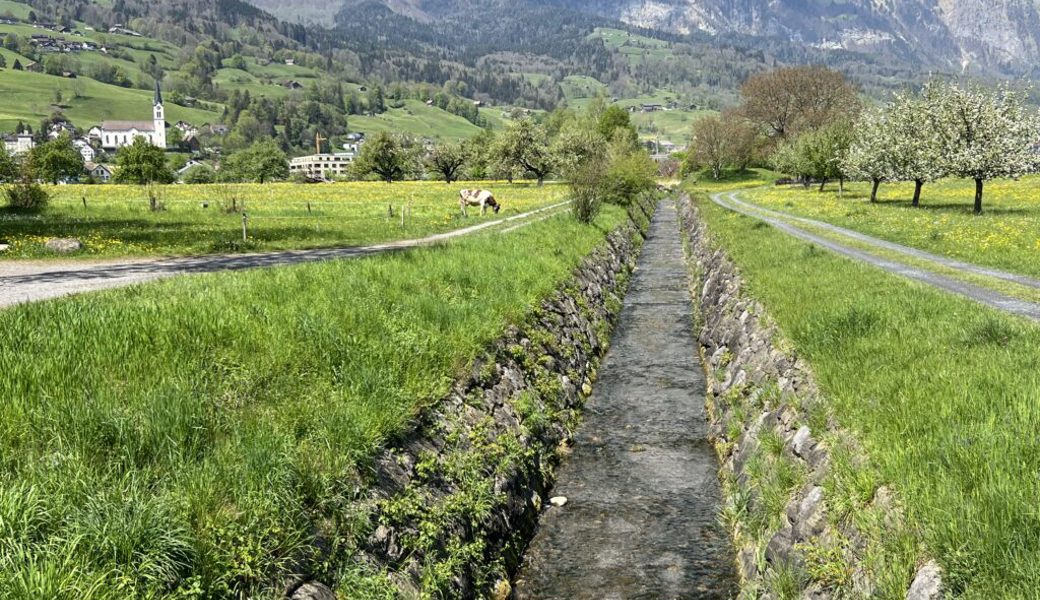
[459,189,500,217]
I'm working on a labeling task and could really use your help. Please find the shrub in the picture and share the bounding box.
[567,159,606,224]
[4,181,49,210]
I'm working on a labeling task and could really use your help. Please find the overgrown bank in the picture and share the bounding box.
[679,193,940,599]
[0,197,653,598]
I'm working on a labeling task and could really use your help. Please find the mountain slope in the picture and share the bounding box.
[551,0,1040,73]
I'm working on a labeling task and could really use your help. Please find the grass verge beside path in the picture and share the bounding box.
[0,181,564,260]
[695,192,1040,597]
[742,177,1040,279]
[0,205,627,598]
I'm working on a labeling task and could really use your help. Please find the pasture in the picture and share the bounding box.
[696,189,1040,597]
[0,181,566,259]
[0,203,629,598]
[741,176,1040,278]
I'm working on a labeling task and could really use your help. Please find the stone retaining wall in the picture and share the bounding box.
[677,194,942,600]
[288,197,656,599]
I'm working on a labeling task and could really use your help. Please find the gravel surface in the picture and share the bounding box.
[712,191,1040,321]
[0,202,568,309]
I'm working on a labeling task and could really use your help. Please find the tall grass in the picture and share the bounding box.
[0,204,627,597]
[697,194,1040,597]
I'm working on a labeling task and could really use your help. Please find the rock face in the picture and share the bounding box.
[45,238,83,254]
[677,194,941,598]
[289,582,336,600]
[557,0,1040,71]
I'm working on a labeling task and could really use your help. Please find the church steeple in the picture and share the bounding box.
[153,80,166,149]
[154,80,163,106]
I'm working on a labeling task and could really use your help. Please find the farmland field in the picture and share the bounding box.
[0,202,629,598]
[0,181,566,259]
[694,189,1040,597]
[740,176,1040,278]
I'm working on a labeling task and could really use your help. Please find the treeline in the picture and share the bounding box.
[685,65,1040,215]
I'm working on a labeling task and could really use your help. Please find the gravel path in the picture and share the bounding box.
[711,191,1040,321]
[513,201,737,599]
[0,202,568,308]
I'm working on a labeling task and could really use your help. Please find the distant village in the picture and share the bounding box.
[2,82,369,184]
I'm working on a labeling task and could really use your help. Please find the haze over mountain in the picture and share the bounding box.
[247,0,1040,75]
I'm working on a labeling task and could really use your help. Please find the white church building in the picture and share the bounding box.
[89,82,167,151]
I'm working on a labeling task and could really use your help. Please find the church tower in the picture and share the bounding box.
[153,80,167,148]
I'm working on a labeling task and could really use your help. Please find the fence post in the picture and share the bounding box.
[242,212,248,242]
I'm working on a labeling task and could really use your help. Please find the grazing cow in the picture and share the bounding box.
[459,189,500,216]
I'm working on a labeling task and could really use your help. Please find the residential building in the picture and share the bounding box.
[73,139,96,162]
[290,152,357,180]
[3,133,35,155]
[85,162,112,182]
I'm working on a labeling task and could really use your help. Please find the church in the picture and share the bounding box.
[89,82,167,151]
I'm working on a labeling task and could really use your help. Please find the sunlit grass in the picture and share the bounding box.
[0,181,565,259]
[696,193,1040,597]
[0,204,627,597]
[742,176,1040,278]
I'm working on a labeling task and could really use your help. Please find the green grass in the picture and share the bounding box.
[696,191,1040,597]
[0,0,31,19]
[0,203,629,598]
[0,67,220,132]
[741,176,1040,279]
[349,100,485,140]
[0,181,566,259]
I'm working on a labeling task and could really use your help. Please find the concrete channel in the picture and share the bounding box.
[513,201,737,599]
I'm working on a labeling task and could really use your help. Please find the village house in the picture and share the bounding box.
[3,133,35,155]
[90,82,167,150]
[174,121,198,138]
[73,138,96,162]
[84,162,112,182]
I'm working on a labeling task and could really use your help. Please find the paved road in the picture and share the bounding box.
[711,191,1040,321]
[0,202,568,308]
[514,201,737,600]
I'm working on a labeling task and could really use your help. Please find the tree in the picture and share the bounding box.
[929,82,1039,214]
[689,114,730,180]
[888,89,946,207]
[598,105,638,148]
[13,59,22,71]
[181,164,216,184]
[551,121,608,177]
[425,142,467,183]
[800,120,853,191]
[0,54,6,70]
[221,139,289,183]
[26,133,83,184]
[0,144,17,183]
[843,105,896,202]
[493,118,555,185]
[740,66,860,140]
[114,137,174,185]
[351,132,415,183]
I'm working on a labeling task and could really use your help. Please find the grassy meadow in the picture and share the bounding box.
[741,176,1040,279]
[0,202,629,598]
[695,190,1040,597]
[0,181,566,259]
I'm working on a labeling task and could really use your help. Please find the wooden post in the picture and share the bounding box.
[82,196,86,208]
[242,212,248,242]
[307,201,312,214]
[388,204,394,219]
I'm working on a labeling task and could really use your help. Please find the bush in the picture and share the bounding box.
[4,182,49,210]
[567,159,606,224]
[603,150,658,205]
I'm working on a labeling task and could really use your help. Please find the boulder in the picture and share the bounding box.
[45,238,83,254]
[906,561,943,600]
[291,582,336,600]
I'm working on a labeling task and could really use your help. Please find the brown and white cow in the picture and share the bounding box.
[459,189,500,217]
